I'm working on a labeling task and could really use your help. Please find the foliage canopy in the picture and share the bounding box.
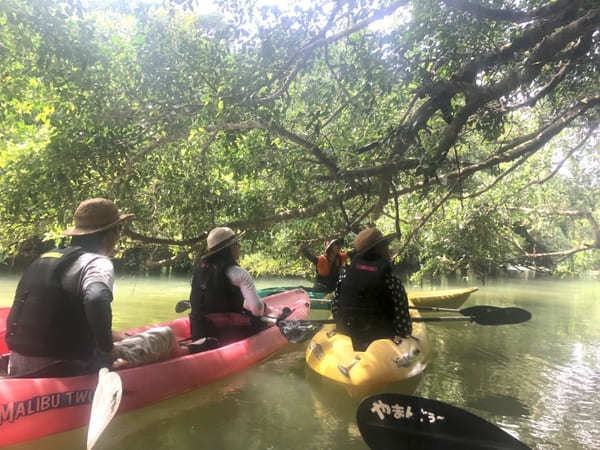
[1,0,598,279]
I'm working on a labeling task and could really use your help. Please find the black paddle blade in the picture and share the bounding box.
[277,307,294,322]
[357,394,531,450]
[277,320,324,344]
[473,307,532,326]
[175,300,191,313]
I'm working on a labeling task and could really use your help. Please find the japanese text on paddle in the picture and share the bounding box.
[370,400,446,424]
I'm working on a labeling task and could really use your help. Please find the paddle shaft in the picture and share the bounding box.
[281,316,476,326]
[411,305,468,313]
[175,297,471,316]
[277,306,530,343]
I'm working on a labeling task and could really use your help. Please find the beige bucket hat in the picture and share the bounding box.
[63,198,134,236]
[204,227,246,257]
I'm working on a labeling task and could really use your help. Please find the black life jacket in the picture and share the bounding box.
[337,255,393,327]
[315,254,344,292]
[6,247,96,359]
[190,261,244,315]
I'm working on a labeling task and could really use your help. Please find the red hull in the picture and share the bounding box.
[0,289,310,446]
[0,307,9,354]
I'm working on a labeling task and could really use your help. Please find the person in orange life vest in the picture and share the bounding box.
[188,227,266,349]
[6,198,133,377]
[299,238,353,293]
[331,227,412,351]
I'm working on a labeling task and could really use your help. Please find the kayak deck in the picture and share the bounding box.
[305,303,430,398]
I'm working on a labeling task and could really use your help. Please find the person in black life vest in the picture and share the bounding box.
[188,227,266,349]
[6,198,133,377]
[331,227,412,351]
[299,238,353,293]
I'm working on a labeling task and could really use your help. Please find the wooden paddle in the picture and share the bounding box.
[276,307,532,343]
[86,368,123,450]
[357,393,531,449]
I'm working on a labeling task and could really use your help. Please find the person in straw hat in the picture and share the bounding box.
[331,227,412,351]
[6,198,133,377]
[187,227,266,349]
[299,238,354,293]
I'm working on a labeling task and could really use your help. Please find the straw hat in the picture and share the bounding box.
[63,198,134,236]
[204,227,245,257]
[354,228,395,255]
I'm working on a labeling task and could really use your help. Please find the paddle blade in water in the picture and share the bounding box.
[277,320,324,344]
[277,307,293,322]
[357,393,530,450]
[473,307,532,326]
[175,300,191,313]
[87,368,123,450]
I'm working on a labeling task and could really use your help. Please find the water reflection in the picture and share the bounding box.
[1,278,599,449]
[466,393,530,417]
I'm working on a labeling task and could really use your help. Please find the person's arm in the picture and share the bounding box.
[78,256,117,353]
[226,266,265,316]
[83,282,114,353]
[385,272,412,337]
[299,244,318,265]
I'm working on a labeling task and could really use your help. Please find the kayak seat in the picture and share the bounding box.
[202,313,263,347]
[188,337,220,354]
[0,353,8,377]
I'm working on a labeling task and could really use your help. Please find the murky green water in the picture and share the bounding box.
[1,276,599,449]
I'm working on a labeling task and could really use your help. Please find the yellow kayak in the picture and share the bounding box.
[310,287,478,310]
[407,287,478,309]
[305,304,430,397]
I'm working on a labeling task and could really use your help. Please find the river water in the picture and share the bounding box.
[1,276,598,450]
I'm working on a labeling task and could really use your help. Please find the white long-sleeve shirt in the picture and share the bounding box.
[225,265,265,316]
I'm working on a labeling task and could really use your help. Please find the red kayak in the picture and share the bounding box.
[0,289,310,446]
[0,307,9,354]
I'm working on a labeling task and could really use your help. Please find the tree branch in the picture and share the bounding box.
[256,1,409,104]
[519,126,596,190]
[443,0,577,23]
[507,207,600,260]
[395,187,455,259]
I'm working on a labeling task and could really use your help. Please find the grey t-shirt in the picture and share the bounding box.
[8,252,115,377]
[63,252,115,301]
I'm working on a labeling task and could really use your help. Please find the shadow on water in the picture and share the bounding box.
[466,393,530,417]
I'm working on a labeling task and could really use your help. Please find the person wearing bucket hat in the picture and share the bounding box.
[330,227,412,351]
[6,198,134,377]
[299,238,354,293]
[187,227,266,348]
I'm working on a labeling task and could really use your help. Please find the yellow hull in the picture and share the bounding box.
[407,287,478,309]
[305,305,430,397]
